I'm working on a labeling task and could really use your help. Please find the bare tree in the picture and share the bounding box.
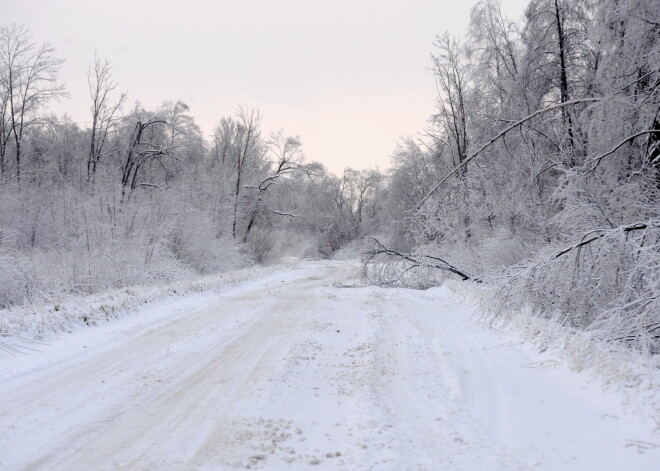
[211,117,237,167]
[87,55,125,183]
[0,24,65,181]
[432,33,472,172]
[0,77,11,178]
[242,131,306,242]
[232,107,262,238]
[523,0,595,161]
[431,33,475,240]
[120,116,172,201]
[469,0,520,87]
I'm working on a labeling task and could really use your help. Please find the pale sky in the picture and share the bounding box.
[5,0,528,174]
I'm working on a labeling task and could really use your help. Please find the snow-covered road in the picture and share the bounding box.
[0,260,657,470]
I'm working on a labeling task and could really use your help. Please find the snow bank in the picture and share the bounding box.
[441,279,660,433]
[0,264,278,355]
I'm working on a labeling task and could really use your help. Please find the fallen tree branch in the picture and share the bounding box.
[554,223,648,259]
[269,208,299,218]
[365,237,479,282]
[133,183,165,190]
[609,320,660,343]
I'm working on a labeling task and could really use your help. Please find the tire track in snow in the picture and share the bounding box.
[0,263,354,471]
[0,261,657,470]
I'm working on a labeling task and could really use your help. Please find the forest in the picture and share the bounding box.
[1,0,658,353]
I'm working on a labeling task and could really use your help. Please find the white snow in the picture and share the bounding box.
[0,260,658,470]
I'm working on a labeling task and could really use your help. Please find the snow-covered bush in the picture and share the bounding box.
[488,220,660,352]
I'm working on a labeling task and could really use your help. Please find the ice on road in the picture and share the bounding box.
[0,261,657,470]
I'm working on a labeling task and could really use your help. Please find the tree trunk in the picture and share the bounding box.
[554,0,577,161]
[232,165,242,238]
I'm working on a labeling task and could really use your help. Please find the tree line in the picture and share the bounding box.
[0,24,385,307]
[376,0,659,352]
[1,0,658,353]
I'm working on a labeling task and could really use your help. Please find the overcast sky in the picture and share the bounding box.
[6,0,528,174]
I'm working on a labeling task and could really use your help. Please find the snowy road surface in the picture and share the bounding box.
[0,260,657,470]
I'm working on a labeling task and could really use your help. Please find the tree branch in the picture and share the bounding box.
[585,130,660,171]
[554,223,648,259]
[411,97,604,212]
[366,237,478,282]
[133,183,165,190]
[269,208,299,218]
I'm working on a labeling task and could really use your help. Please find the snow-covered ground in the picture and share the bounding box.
[0,260,658,470]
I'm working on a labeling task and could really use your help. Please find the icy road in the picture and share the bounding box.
[0,261,657,470]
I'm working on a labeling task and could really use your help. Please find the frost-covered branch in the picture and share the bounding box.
[411,97,604,212]
[554,223,649,259]
[585,130,660,171]
[363,237,478,283]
